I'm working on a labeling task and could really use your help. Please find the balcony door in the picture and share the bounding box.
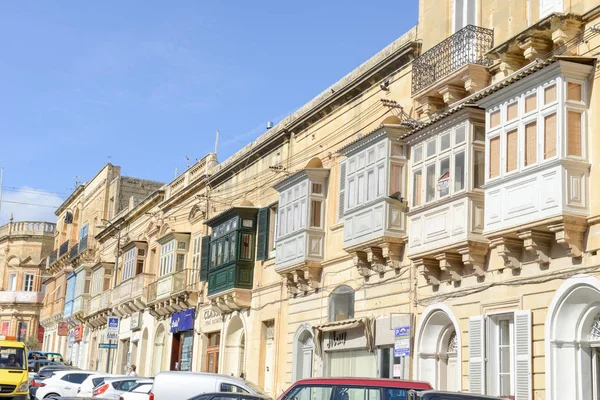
[453,0,478,68]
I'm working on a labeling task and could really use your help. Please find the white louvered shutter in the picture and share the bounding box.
[338,161,347,220]
[514,310,532,400]
[469,316,485,394]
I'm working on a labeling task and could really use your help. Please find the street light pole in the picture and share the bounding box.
[101,219,121,374]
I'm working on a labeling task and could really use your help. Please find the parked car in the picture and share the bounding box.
[277,378,433,400]
[118,382,153,400]
[35,370,100,399]
[29,359,65,379]
[78,374,120,397]
[29,351,65,362]
[30,366,76,400]
[93,377,153,399]
[188,393,272,400]
[407,391,504,400]
[150,372,268,400]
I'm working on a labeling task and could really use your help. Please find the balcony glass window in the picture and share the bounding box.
[240,233,252,260]
[8,274,16,291]
[122,247,136,281]
[473,150,485,189]
[390,164,403,196]
[192,235,202,273]
[489,137,500,178]
[412,123,468,207]
[176,254,185,272]
[310,200,322,228]
[230,234,236,260]
[525,93,537,113]
[159,240,176,276]
[312,183,322,194]
[413,145,423,163]
[567,110,582,157]
[544,84,557,105]
[268,205,278,255]
[210,242,217,267]
[568,82,582,102]
[524,122,537,166]
[92,269,103,295]
[506,129,518,173]
[544,113,557,159]
[23,274,34,292]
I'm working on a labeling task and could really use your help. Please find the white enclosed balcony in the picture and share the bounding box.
[338,124,409,277]
[478,58,593,268]
[405,107,488,285]
[273,163,329,293]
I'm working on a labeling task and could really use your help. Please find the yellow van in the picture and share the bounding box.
[0,339,29,400]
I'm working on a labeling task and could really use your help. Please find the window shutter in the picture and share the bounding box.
[544,113,557,159]
[514,310,532,400]
[338,161,347,220]
[468,316,485,394]
[506,129,518,172]
[199,235,210,281]
[567,111,582,157]
[525,122,537,166]
[256,207,270,261]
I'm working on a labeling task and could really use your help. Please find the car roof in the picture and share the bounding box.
[195,393,271,400]
[416,390,502,399]
[290,378,432,389]
[157,371,247,381]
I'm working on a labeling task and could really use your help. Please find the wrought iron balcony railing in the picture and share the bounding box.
[59,240,70,257]
[412,25,494,95]
[69,244,79,260]
[78,235,88,254]
[48,250,57,266]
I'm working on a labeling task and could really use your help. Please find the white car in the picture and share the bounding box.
[93,377,153,400]
[35,370,100,399]
[117,382,153,400]
[78,374,121,397]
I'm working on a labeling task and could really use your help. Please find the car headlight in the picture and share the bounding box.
[17,381,29,392]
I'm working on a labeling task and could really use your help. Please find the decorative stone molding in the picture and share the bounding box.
[489,237,523,269]
[517,230,553,265]
[207,289,251,313]
[415,258,441,286]
[412,240,488,283]
[518,36,553,61]
[365,247,386,273]
[435,253,462,282]
[548,219,586,258]
[457,242,487,277]
[281,261,322,295]
[353,251,371,277]
[347,238,407,278]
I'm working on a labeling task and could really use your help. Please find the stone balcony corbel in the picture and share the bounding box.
[353,251,371,277]
[282,262,322,294]
[415,257,441,286]
[517,230,553,265]
[381,242,404,270]
[490,53,526,82]
[365,247,386,273]
[439,84,467,105]
[435,253,462,282]
[489,237,523,269]
[548,218,586,258]
[457,241,487,278]
[518,36,553,62]
[293,270,310,293]
[551,17,583,53]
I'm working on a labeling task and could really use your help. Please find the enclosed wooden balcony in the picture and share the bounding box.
[147,269,198,317]
[83,290,111,328]
[113,273,154,316]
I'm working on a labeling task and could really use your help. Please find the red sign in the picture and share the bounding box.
[58,322,69,336]
[73,325,83,342]
[1,322,9,336]
[38,324,45,344]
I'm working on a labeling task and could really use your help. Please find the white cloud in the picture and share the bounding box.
[0,187,63,225]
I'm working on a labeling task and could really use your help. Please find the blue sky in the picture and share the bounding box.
[0,1,418,224]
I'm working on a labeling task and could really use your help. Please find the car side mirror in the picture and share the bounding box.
[29,367,35,372]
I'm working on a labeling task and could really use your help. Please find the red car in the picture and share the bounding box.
[278,378,433,400]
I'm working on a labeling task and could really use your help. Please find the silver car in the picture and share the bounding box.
[150,372,268,400]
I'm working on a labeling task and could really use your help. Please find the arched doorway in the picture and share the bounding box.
[415,304,461,391]
[292,324,314,382]
[152,325,166,375]
[546,275,600,400]
[139,328,148,376]
[223,315,246,377]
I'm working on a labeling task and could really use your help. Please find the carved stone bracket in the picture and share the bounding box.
[415,258,441,286]
[551,18,583,53]
[457,242,487,277]
[548,221,586,258]
[283,262,323,294]
[518,36,553,62]
[439,84,467,105]
[517,230,553,265]
[365,247,386,273]
[353,251,371,277]
[435,253,462,282]
[381,242,404,270]
[489,237,523,269]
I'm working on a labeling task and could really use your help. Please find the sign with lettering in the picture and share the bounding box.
[394,326,411,357]
[73,325,83,342]
[200,307,223,331]
[323,326,367,352]
[1,322,9,336]
[57,322,69,337]
[107,317,120,340]
[170,308,195,333]
[130,311,142,331]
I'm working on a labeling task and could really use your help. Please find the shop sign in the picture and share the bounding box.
[323,326,367,351]
[37,324,44,343]
[107,317,120,340]
[68,332,75,347]
[57,322,69,337]
[393,364,402,378]
[394,326,411,357]
[1,322,9,336]
[170,308,195,333]
[200,307,222,330]
[131,312,142,331]
[73,325,83,342]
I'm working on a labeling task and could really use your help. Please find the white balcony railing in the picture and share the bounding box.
[0,291,44,304]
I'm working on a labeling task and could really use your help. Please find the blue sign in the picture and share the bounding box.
[394,326,411,357]
[107,316,120,340]
[99,343,117,349]
[170,308,195,333]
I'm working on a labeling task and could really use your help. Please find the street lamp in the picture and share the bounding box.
[98,218,121,374]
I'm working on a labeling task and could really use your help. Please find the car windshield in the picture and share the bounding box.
[244,381,269,397]
[0,346,26,370]
[46,353,63,362]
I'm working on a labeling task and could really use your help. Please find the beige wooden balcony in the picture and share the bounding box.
[147,269,198,317]
[113,273,154,316]
[83,290,112,328]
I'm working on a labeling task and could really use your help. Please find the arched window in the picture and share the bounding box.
[152,325,166,375]
[292,325,314,382]
[328,285,355,322]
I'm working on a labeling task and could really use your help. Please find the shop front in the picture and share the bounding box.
[314,318,376,377]
[68,325,83,367]
[170,308,195,371]
[199,305,223,373]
